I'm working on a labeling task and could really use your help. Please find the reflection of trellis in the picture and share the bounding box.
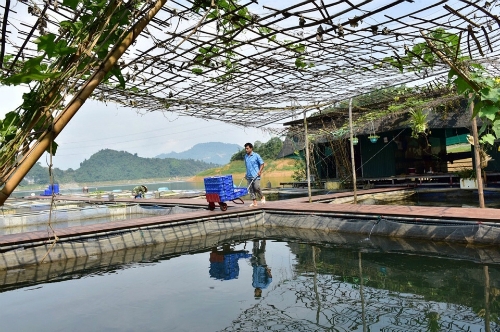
[220,273,494,331]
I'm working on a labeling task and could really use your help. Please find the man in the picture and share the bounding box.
[251,240,272,298]
[132,185,147,199]
[244,143,265,207]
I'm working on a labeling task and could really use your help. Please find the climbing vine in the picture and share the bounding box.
[0,0,312,187]
[383,28,500,145]
[0,0,150,184]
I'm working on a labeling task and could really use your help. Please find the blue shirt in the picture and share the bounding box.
[245,152,264,179]
[252,265,272,289]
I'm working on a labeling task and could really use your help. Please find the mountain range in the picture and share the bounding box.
[156,142,242,165]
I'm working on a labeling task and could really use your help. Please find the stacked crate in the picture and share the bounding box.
[204,175,235,201]
[209,252,252,281]
[40,184,60,196]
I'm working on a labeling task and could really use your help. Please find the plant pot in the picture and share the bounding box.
[351,137,358,145]
[460,178,479,189]
[369,136,379,143]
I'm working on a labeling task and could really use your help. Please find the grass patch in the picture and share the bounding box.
[447,144,471,154]
[194,158,298,179]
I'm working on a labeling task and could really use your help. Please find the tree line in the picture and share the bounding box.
[22,149,217,185]
[230,137,283,162]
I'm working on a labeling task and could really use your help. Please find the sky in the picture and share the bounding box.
[0,85,271,170]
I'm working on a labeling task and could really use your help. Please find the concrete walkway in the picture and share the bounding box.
[1,187,499,249]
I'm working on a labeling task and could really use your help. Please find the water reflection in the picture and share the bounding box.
[251,240,272,298]
[222,242,500,331]
[0,233,499,332]
[209,244,251,281]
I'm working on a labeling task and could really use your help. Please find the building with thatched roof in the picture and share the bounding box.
[280,101,500,182]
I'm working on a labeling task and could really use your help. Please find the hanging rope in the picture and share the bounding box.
[339,128,407,185]
[40,128,59,264]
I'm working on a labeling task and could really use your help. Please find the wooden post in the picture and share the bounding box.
[470,94,485,208]
[312,246,321,324]
[359,251,366,332]
[0,0,168,205]
[304,110,312,203]
[349,98,357,204]
[484,265,491,332]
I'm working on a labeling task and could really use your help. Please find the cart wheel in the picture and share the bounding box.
[220,202,228,211]
[208,203,215,211]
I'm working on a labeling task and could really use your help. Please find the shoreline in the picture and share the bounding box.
[15,177,193,192]
[16,159,297,192]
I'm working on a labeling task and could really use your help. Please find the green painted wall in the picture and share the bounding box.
[360,135,396,177]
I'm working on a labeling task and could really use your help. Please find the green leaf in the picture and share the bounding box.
[4,70,61,85]
[472,99,483,118]
[480,87,500,103]
[478,104,499,121]
[62,0,80,10]
[60,20,83,34]
[295,57,306,69]
[34,34,56,57]
[454,76,472,95]
[448,68,458,80]
[492,120,500,139]
[480,133,496,145]
[110,65,125,89]
[191,68,203,75]
[55,39,77,57]
[3,111,19,128]
[478,122,488,136]
[46,140,58,155]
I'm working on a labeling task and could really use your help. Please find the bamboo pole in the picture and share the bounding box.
[470,94,485,208]
[0,0,168,205]
[0,0,10,69]
[421,30,484,208]
[304,110,312,203]
[349,98,357,204]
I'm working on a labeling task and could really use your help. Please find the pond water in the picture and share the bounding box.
[1,237,498,331]
[0,205,199,236]
[366,190,500,209]
[12,181,206,198]
[1,212,164,236]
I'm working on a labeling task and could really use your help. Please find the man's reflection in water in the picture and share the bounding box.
[209,244,252,281]
[251,240,272,298]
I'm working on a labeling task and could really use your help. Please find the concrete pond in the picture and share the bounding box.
[1,188,500,331]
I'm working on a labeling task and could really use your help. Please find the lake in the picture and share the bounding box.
[12,176,295,198]
[0,236,497,331]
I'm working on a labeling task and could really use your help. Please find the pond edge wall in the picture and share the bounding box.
[2,208,500,270]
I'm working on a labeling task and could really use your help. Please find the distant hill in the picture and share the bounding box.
[23,149,217,184]
[156,142,242,165]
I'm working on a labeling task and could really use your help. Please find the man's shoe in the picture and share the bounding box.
[261,196,266,205]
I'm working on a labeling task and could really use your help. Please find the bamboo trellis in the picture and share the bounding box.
[1,0,500,201]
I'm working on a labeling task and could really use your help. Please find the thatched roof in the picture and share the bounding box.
[284,98,477,140]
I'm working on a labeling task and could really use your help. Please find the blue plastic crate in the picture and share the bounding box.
[204,175,233,185]
[204,175,234,196]
[204,176,248,202]
[40,184,60,196]
[48,184,60,194]
[233,187,248,197]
